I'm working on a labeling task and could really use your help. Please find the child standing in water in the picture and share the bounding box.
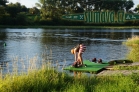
[71,43,86,67]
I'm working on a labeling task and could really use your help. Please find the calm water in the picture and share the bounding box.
[0,28,139,73]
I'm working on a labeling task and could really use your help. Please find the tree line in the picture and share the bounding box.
[0,0,139,26]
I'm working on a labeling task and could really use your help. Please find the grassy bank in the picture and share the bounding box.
[0,66,139,92]
[0,54,139,92]
[123,36,139,62]
[113,65,139,70]
[0,25,139,29]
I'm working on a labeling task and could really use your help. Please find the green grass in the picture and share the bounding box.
[123,36,139,62]
[0,46,139,91]
[113,65,139,70]
[1,67,139,92]
[123,36,139,47]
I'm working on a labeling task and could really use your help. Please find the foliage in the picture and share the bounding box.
[134,4,139,13]
[123,36,139,62]
[29,7,40,15]
[0,0,7,6]
[0,0,137,26]
[0,66,139,91]
[35,0,134,21]
[35,0,62,20]
[84,0,134,12]
[58,0,134,12]
[16,12,27,25]
[113,65,139,70]
[34,15,40,22]
[123,36,139,47]
[0,6,6,14]
[6,2,22,18]
[0,14,14,25]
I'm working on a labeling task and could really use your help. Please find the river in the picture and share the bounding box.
[0,28,138,74]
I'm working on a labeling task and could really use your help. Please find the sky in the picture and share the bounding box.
[8,0,38,8]
[8,0,139,8]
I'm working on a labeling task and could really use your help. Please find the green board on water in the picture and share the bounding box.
[63,60,109,73]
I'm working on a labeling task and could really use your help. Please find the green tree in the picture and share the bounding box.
[29,7,40,14]
[82,0,134,12]
[125,0,134,12]
[21,5,28,13]
[0,0,7,14]
[46,0,134,14]
[0,0,8,25]
[134,4,139,13]
[16,12,27,25]
[0,0,8,6]
[0,6,6,14]
[6,2,22,18]
[4,2,29,25]
[35,0,62,20]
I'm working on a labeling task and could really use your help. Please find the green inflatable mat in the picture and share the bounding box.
[63,60,109,73]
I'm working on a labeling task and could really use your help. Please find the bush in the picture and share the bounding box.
[123,36,139,62]
[0,14,14,25]
[16,12,27,25]
[39,19,55,25]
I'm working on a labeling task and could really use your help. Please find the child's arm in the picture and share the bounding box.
[74,48,78,62]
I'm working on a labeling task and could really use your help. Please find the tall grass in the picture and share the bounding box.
[1,70,139,92]
[123,36,139,62]
[123,36,139,47]
[0,46,139,91]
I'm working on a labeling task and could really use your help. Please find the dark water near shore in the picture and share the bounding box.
[0,28,139,74]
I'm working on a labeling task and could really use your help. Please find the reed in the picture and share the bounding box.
[123,36,139,47]
[0,47,139,91]
[123,36,139,62]
[1,70,139,92]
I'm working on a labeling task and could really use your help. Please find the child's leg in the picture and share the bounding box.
[78,53,83,65]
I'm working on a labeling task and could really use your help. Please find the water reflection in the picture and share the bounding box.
[39,28,135,64]
[0,29,7,63]
[0,28,138,74]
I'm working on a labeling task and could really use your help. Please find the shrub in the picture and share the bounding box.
[123,36,139,62]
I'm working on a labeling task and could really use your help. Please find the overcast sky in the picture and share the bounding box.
[9,0,38,8]
[9,0,139,8]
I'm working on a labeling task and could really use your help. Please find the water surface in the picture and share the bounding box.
[0,28,138,73]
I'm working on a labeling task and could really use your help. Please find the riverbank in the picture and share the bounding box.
[97,62,139,76]
[0,64,139,92]
[0,25,139,29]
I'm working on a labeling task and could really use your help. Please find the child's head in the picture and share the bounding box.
[98,59,102,63]
[92,58,96,62]
[79,43,85,46]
